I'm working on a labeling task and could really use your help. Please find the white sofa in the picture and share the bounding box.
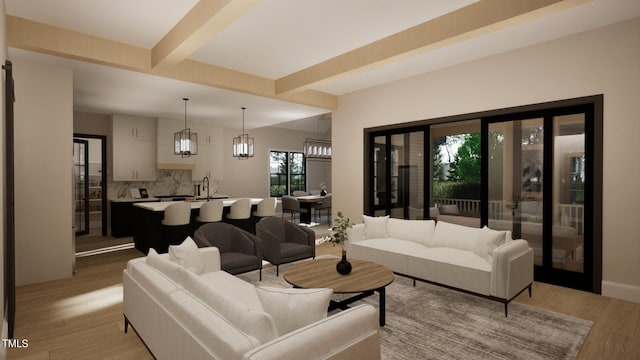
[436,214,582,270]
[123,238,381,360]
[346,216,534,315]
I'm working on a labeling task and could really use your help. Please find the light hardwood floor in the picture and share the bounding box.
[8,241,640,359]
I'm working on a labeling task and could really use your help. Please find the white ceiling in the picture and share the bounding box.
[6,0,640,131]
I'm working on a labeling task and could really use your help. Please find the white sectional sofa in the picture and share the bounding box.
[123,238,381,360]
[346,216,534,315]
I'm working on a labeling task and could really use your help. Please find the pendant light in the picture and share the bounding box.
[232,107,254,159]
[304,114,331,160]
[174,97,198,157]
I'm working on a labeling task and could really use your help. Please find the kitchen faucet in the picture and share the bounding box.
[202,176,210,200]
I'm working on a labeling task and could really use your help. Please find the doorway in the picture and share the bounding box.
[73,139,90,235]
[73,134,107,237]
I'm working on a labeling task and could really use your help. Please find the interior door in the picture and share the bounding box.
[73,139,90,236]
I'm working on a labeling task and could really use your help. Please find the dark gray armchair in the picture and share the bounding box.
[194,222,263,280]
[255,217,315,276]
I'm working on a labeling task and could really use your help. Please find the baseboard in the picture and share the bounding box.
[602,281,640,303]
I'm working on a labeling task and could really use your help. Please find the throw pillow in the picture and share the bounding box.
[146,248,187,285]
[473,228,507,263]
[255,286,333,336]
[362,215,389,239]
[168,236,204,274]
[432,221,481,251]
[185,272,278,344]
[386,218,435,246]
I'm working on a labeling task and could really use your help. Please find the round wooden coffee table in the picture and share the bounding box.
[283,258,394,326]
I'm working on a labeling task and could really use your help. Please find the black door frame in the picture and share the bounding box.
[73,134,108,236]
[366,126,428,218]
[482,101,599,292]
[364,95,602,293]
[73,139,90,236]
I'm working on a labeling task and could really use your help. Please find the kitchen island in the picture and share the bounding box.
[110,194,228,237]
[132,198,262,254]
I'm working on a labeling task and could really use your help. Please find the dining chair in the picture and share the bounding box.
[292,190,309,197]
[281,195,307,223]
[313,194,332,224]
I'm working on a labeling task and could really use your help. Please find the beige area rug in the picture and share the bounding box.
[238,261,592,360]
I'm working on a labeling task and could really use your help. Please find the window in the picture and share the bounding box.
[270,151,306,196]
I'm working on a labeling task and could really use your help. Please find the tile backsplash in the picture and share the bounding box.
[109,170,219,199]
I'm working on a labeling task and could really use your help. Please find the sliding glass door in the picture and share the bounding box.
[487,117,545,264]
[365,96,601,292]
[370,130,425,219]
[485,108,592,289]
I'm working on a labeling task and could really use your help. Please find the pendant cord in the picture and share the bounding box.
[242,107,246,135]
[183,98,189,129]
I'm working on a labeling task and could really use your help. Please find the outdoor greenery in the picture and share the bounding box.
[448,133,481,184]
[269,151,306,196]
[433,133,481,200]
[432,131,509,200]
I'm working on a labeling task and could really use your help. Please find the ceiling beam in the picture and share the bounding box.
[275,0,590,95]
[151,0,261,71]
[6,15,336,110]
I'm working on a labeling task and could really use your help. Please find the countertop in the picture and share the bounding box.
[110,194,229,203]
[132,197,262,212]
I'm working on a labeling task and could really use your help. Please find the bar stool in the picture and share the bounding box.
[196,199,224,228]
[252,197,277,233]
[161,202,192,252]
[225,198,253,233]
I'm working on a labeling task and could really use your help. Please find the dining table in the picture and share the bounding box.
[295,194,330,224]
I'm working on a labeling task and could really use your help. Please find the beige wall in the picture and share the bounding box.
[74,111,111,136]
[222,125,331,198]
[333,18,640,301]
[14,59,74,286]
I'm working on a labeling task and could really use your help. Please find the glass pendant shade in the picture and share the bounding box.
[174,129,198,158]
[233,134,254,159]
[174,97,198,158]
[303,138,332,160]
[232,107,254,159]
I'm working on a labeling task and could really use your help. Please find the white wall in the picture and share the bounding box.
[222,126,331,198]
[14,60,74,285]
[333,18,640,301]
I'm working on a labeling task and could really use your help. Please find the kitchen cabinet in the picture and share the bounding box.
[156,117,195,167]
[192,123,224,181]
[111,198,158,237]
[112,114,157,181]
